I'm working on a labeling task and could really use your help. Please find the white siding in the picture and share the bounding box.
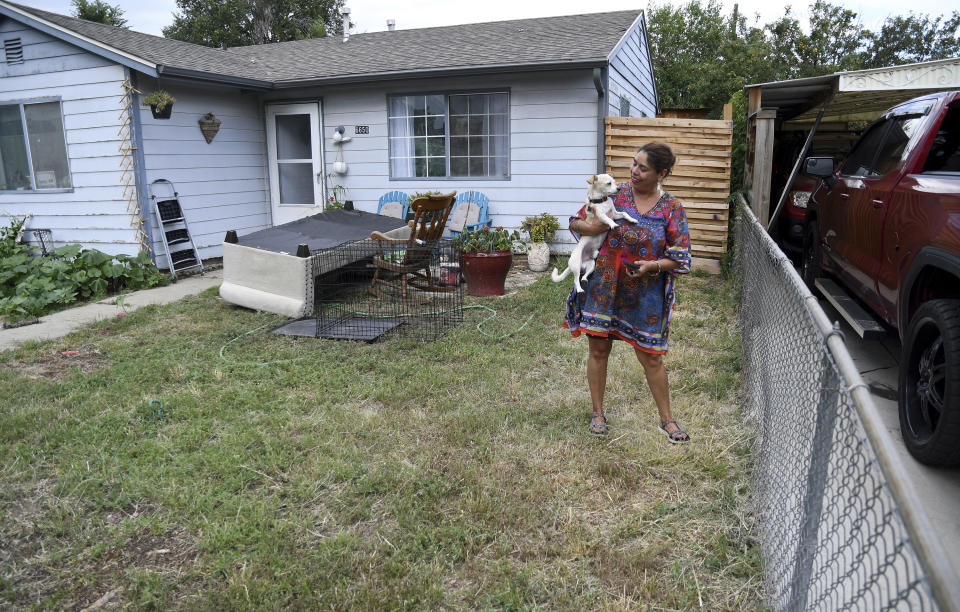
[263,70,602,251]
[607,15,658,118]
[0,20,134,255]
[139,81,269,262]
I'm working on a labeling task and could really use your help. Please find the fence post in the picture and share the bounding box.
[788,348,840,610]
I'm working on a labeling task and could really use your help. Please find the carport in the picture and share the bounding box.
[743,56,960,229]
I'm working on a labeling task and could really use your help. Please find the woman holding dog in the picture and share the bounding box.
[563,142,691,442]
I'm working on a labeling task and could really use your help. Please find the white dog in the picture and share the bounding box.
[551,174,637,293]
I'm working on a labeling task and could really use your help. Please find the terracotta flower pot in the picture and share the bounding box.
[461,250,512,296]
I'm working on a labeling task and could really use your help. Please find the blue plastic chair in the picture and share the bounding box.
[377,191,410,219]
[447,190,492,237]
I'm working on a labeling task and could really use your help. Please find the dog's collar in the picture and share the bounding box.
[589,196,610,204]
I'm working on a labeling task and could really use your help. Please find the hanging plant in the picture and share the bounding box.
[143,90,176,119]
[198,113,221,144]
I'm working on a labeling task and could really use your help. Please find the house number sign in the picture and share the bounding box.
[355,125,369,135]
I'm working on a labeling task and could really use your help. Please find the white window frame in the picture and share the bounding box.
[387,90,510,181]
[0,97,73,193]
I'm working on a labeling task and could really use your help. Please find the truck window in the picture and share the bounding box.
[873,115,924,175]
[922,106,960,173]
[839,120,889,177]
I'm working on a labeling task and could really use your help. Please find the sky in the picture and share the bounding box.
[9,0,956,38]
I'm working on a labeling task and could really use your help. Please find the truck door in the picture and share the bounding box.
[821,113,926,315]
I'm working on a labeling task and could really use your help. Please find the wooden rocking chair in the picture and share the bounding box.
[369,191,456,298]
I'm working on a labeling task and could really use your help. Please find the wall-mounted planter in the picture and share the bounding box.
[198,113,221,144]
[332,160,348,174]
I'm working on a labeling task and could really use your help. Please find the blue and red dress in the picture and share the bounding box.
[562,183,691,354]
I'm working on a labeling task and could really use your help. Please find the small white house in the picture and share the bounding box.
[0,3,658,265]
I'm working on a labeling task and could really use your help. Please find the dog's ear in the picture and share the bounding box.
[587,175,596,185]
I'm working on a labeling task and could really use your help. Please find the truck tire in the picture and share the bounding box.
[899,299,960,466]
[800,220,821,291]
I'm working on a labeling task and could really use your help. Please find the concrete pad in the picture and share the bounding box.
[818,298,960,583]
[0,269,222,353]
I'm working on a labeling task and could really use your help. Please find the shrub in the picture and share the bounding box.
[0,218,170,321]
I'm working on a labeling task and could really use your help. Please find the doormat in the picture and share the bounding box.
[271,317,403,342]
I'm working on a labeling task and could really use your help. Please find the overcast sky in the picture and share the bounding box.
[11,0,957,38]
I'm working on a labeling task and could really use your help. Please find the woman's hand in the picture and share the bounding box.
[625,259,665,277]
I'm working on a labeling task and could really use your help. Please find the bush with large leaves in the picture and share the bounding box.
[0,218,169,322]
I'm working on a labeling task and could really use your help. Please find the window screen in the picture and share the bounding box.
[0,101,71,190]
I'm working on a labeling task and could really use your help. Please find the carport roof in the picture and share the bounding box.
[747,57,960,127]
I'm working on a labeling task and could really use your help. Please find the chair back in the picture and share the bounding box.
[447,190,491,236]
[406,192,456,247]
[377,191,410,219]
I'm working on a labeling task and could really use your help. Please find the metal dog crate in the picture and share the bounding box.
[271,239,463,342]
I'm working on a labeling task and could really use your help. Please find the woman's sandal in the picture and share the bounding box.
[658,419,690,444]
[589,412,609,436]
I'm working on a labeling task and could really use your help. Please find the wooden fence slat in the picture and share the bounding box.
[607,116,735,130]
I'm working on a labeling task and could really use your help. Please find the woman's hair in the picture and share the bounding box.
[636,142,676,177]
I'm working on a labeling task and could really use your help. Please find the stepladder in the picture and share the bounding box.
[148,179,203,281]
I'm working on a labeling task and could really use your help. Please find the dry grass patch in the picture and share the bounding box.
[0,275,761,609]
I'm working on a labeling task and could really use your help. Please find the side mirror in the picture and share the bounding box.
[804,156,835,177]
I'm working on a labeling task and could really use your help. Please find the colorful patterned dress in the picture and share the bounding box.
[563,183,691,354]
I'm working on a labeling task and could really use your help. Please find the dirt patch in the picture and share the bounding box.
[504,261,546,294]
[1,347,109,380]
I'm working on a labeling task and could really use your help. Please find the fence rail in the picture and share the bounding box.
[734,197,959,611]
[605,116,732,261]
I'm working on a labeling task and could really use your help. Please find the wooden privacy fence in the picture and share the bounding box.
[605,116,733,267]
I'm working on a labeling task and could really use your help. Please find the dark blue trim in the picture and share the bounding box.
[0,5,159,77]
[128,70,155,258]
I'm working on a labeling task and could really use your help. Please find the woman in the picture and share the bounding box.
[564,142,691,441]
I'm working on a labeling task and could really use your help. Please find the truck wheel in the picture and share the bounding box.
[800,220,821,291]
[899,299,960,466]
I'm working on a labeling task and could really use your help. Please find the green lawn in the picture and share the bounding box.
[0,271,761,610]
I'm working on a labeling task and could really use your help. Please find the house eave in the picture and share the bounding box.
[271,58,609,88]
[156,65,274,90]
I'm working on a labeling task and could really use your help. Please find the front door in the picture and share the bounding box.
[265,102,324,226]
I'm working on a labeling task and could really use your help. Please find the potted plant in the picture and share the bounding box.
[521,213,560,272]
[453,226,522,296]
[143,90,176,119]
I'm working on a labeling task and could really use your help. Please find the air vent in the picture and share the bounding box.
[4,38,24,64]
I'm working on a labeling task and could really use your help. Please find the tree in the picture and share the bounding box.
[860,11,960,68]
[163,0,346,48]
[71,0,127,28]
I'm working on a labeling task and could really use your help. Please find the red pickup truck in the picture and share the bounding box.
[803,90,960,466]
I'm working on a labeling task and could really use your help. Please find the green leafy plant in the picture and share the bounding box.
[410,190,443,200]
[453,226,522,254]
[142,90,176,111]
[0,218,169,322]
[521,213,560,243]
[327,183,347,210]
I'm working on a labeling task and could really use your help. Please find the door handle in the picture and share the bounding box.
[871,199,884,209]
[839,193,850,200]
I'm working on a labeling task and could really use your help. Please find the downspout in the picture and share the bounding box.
[594,67,607,174]
[127,69,155,258]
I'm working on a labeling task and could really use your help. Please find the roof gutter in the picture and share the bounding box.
[594,67,607,174]
[0,1,158,77]
[156,65,274,90]
[272,58,609,88]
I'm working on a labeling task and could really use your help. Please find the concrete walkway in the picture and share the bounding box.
[0,268,222,352]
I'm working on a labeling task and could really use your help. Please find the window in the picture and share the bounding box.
[0,101,72,191]
[923,106,960,173]
[388,91,508,179]
[619,96,631,117]
[839,114,925,178]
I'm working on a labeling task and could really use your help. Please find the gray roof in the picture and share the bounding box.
[1,3,641,88]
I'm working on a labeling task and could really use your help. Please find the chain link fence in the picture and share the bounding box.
[734,199,957,610]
